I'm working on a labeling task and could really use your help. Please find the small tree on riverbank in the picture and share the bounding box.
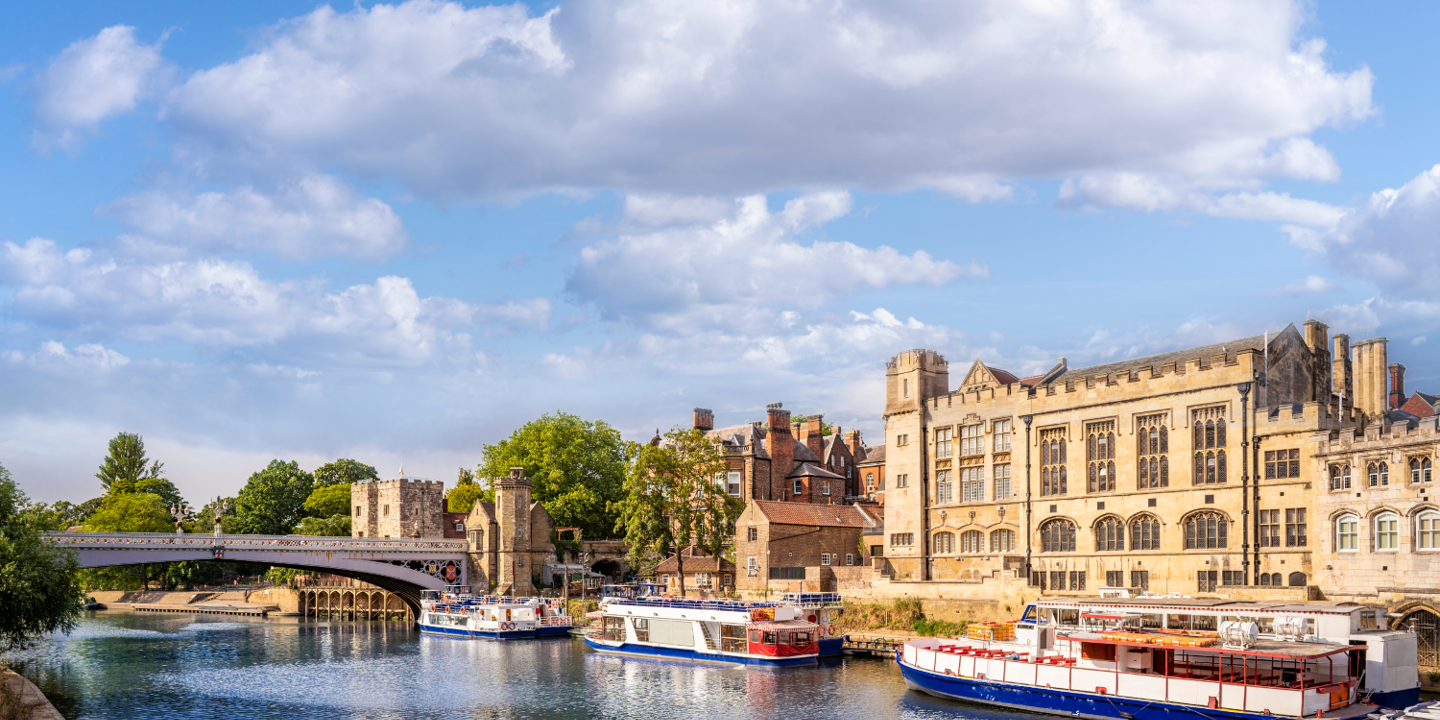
[0,464,86,652]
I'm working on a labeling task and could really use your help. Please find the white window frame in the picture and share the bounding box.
[846,553,854,566]
[1375,512,1399,551]
[935,427,952,459]
[821,553,831,566]
[793,479,803,495]
[822,481,831,496]
[726,471,742,496]
[993,463,1011,500]
[1419,511,1440,550]
[961,466,984,503]
[746,556,758,576]
[1336,514,1359,551]
[960,423,983,456]
[993,418,1012,452]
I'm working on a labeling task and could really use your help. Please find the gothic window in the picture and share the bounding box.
[1130,515,1161,550]
[1418,511,1440,550]
[1191,407,1227,485]
[1335,514,1359,551]
[990,529,1016,553]
[1331,465,1352,490]
[1094,517,1124,552]
[961,467,984,503]
[1040,428,1067,497]
[993,419,1012,452]
[993,463,1011,500]
[933,531,955,554]
[935,427,952,459]
[936,470,953,504]
[1375,512,1399,551]
[1087,420,1117,493]
[1040,519,1076,553]
[961,530,985,553]
[1369,462,1390,487]
[1265,449,1301,479]
[960,424,983,456]
[1412,457,1433,483]
[1137,414,1168,489]
[1183,511,1228,549]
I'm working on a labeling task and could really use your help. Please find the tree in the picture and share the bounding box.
[477,413,635,539]
[107,475,184,509]
[230,460,314,535]
[24,498,105,531]
[0,464,87,652]
[302,483,352,518]
[83,493,174,533]
[446,467,485,513]
[191,496,235,534]
[95,432,164,492]
[294,515,351,536]
[613,427,742,598]
[314,458,379,487]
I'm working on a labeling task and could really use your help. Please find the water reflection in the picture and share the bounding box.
[2,615,1049,720]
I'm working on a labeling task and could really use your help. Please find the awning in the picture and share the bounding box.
[746,620,818,631]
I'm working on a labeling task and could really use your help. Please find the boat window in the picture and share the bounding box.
[791,631,812,648]
[1191,615,1217,631]
[1055,609,1079,626]
[633,618,649,642]
[1141,614,1163,629]
[762,631,778,645]
[721,625,747,653]
[603,615,625,642]
[777,630,789,645]
[1256,617,1274,634]
[749,630,760,644]
[1167,614,1187,630]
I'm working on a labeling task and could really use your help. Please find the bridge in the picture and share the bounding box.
[47,532,469,614]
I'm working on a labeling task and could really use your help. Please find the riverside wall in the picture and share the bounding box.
[2,668,64,720]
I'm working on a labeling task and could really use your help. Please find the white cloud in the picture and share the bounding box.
[4,341,131,373]
[1273,275,1341,296]
[1304,164,1440,302]
[103,175,408,261]
[568,192,985,325]
[1059,176,1345,226]
[158,0,1371,204]
[0,238,550,366]
[34,26,166,152]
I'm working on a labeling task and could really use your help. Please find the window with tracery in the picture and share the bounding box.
[1137,414,1168,489]
[960,530,984,553]
[936,470,952,504]
[990,529,1015,553]
[1094,517,1124,552]
[1183,511,1227,549]
[1369,462,1390,487]
[1040,518,1076,553]
[1413,457,1434,483]
[1330,465,1352,490]
[961,466,984,503]
[1191,407,1227,485]
[1040,427,1067,496]
[935,427,952,459]
[993,419,1012,452]
[933,531,954,554]
[1087,420,1116,493]
[1130,515,1161,550]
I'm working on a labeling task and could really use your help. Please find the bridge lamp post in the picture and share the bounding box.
[170,502,191,535]
[211,497,231,537]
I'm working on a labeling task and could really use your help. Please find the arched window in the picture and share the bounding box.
[1369,462,1391,487]
[1259,573,1271,586]
[1375,512,1400,551]
[990,529,1016,553]
[933,531,955,554]
[1287,572,1306,587]
[1095,517,1124,552]
[1040,519,1076,553]
[1184,511,1227,549]
[1040,430,1067,497]
[961,530,985,553]
[1216,418,1226,447]
[1331,465,1352,490]
[1418,511,1440,550]
[1160,457,1169,486]
[1130,515,1161,550]
[1335,514,1359,551]
[1217,450,1227,483]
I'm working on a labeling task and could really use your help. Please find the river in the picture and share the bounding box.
[1,613,1044,720]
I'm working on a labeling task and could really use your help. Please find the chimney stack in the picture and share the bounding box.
[847,430,863,460]
[1332,333,1352,416]
[693,407,714,432]
[804,414,825,459]
[1352,338,1389,421]
[765,402,793,498]
[1390,364,1406,410]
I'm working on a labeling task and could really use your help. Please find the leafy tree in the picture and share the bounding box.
[107,475,185,509]
[83,493,174,533]
[24,498,105,531]
[456,467,475,485]
[0,465,87,652]
[314,458,379,487]
[230,460,314,535]
[613,427,742,598]
[302,483,352,518]
[164,561,226,590]
[446,467,486,513]
[294,515,351,536]
[477,413,635,539]
[95,432,165,492]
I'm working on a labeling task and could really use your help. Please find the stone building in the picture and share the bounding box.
[688,404,873,504]
[652,546,736,594]
[352,476,444,538]
[734,500,879,592]
[882,321,1351,597]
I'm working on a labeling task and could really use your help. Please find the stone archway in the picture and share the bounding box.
[592,559,623,581]
[1405,609,1440,668]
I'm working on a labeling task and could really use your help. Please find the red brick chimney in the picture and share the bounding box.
[693,407,714,431]
[765,403,793,496]
[847,429,862,459]
[1390,364,1406,410]
[804,414,825,459]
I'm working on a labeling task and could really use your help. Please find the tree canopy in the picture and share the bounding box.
[612,427,742,596]
[477,412,635,539]
[0,464,87,652]
[446,467,485,513]
[83,493,174,533]
[95,432,165,492]
[294,514,351,536]
[230,460,314,535]
[302,483,352,518]
[314,458,379,487]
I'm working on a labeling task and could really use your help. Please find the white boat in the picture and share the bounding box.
[898,595,1420,720]
[418,585,572,640]
[583,595,821,667]
[780,592,846,657]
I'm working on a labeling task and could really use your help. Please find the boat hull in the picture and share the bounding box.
[817,637,844,657]
[534,625,574,638]
[1372,688,1422,709]
[898,658,1376,720]
[583,636,817,667]
[418,623,536,640]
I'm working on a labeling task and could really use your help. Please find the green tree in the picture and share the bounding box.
[191,496,235,534]
[24,497,105,531]
[477,413,635,539]
[0,465,87,652]
[302,483,352,518]
[314,458,379,487]
[294,515,351,536]
[613,427,741,598]
[107,475,184,509]
[230,460,314,535]
[446,467,485,513]
[95,432,165,492]
[83,493,174,533]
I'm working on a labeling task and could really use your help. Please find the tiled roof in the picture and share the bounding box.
[752,500,869,528]
[989,367,1021,385]
[786,462,844,479]
[651,547,735,574]
[857,445,885,465]
[1051,328,1287,384]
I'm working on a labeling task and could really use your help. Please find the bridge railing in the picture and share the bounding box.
[45,532,467,553]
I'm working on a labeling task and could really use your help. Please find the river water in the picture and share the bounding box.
[1,613,1043,720]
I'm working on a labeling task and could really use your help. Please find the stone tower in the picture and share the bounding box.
[350,476,444,539]
[495,467,533,596]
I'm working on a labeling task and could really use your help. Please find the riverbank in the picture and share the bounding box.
[2,668,64,720]
[88,590,279,617]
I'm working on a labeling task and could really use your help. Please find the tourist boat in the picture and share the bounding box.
[781,592,846,657]
[583,596,820,667]
[898,595,1420,720]
[418,585,572,640]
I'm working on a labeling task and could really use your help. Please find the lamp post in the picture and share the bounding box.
[211,497,231,537]
[170,502,191,535]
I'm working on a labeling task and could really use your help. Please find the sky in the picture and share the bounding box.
[3,0,1440,505]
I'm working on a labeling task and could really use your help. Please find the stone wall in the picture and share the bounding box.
[352,478,445,538]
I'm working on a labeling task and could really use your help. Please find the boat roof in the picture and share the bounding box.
[603,597,779,611]
[748,619,816,630]
[1063,631,1356,660]
[1038,598,1378,615]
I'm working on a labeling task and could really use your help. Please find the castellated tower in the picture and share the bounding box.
[350,476,444,539]
[496,467,534,596]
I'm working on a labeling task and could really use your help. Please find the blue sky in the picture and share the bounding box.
[4,0,1439,504]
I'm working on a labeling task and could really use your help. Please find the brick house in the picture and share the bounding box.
[856,444,886,504]
[651,546,736,594]
[734,500,880,592]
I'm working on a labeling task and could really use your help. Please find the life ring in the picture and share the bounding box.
[501,621,514,631]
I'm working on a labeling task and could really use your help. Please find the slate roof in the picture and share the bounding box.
[700,423,820,461]
[752,500,869,528]
[786,462,845,479]
[651,547,736,574]
[1049,330,1282,385]
[857,445,885,466]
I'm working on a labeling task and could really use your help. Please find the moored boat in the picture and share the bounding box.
[899,596,1419,720]
[781,592,846,657]
[418,585,572,640]
[583,596,820,667]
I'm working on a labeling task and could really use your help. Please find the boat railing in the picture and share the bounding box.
[782,592,842,608]
[538,615,572,627]
[604,597,778,612]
